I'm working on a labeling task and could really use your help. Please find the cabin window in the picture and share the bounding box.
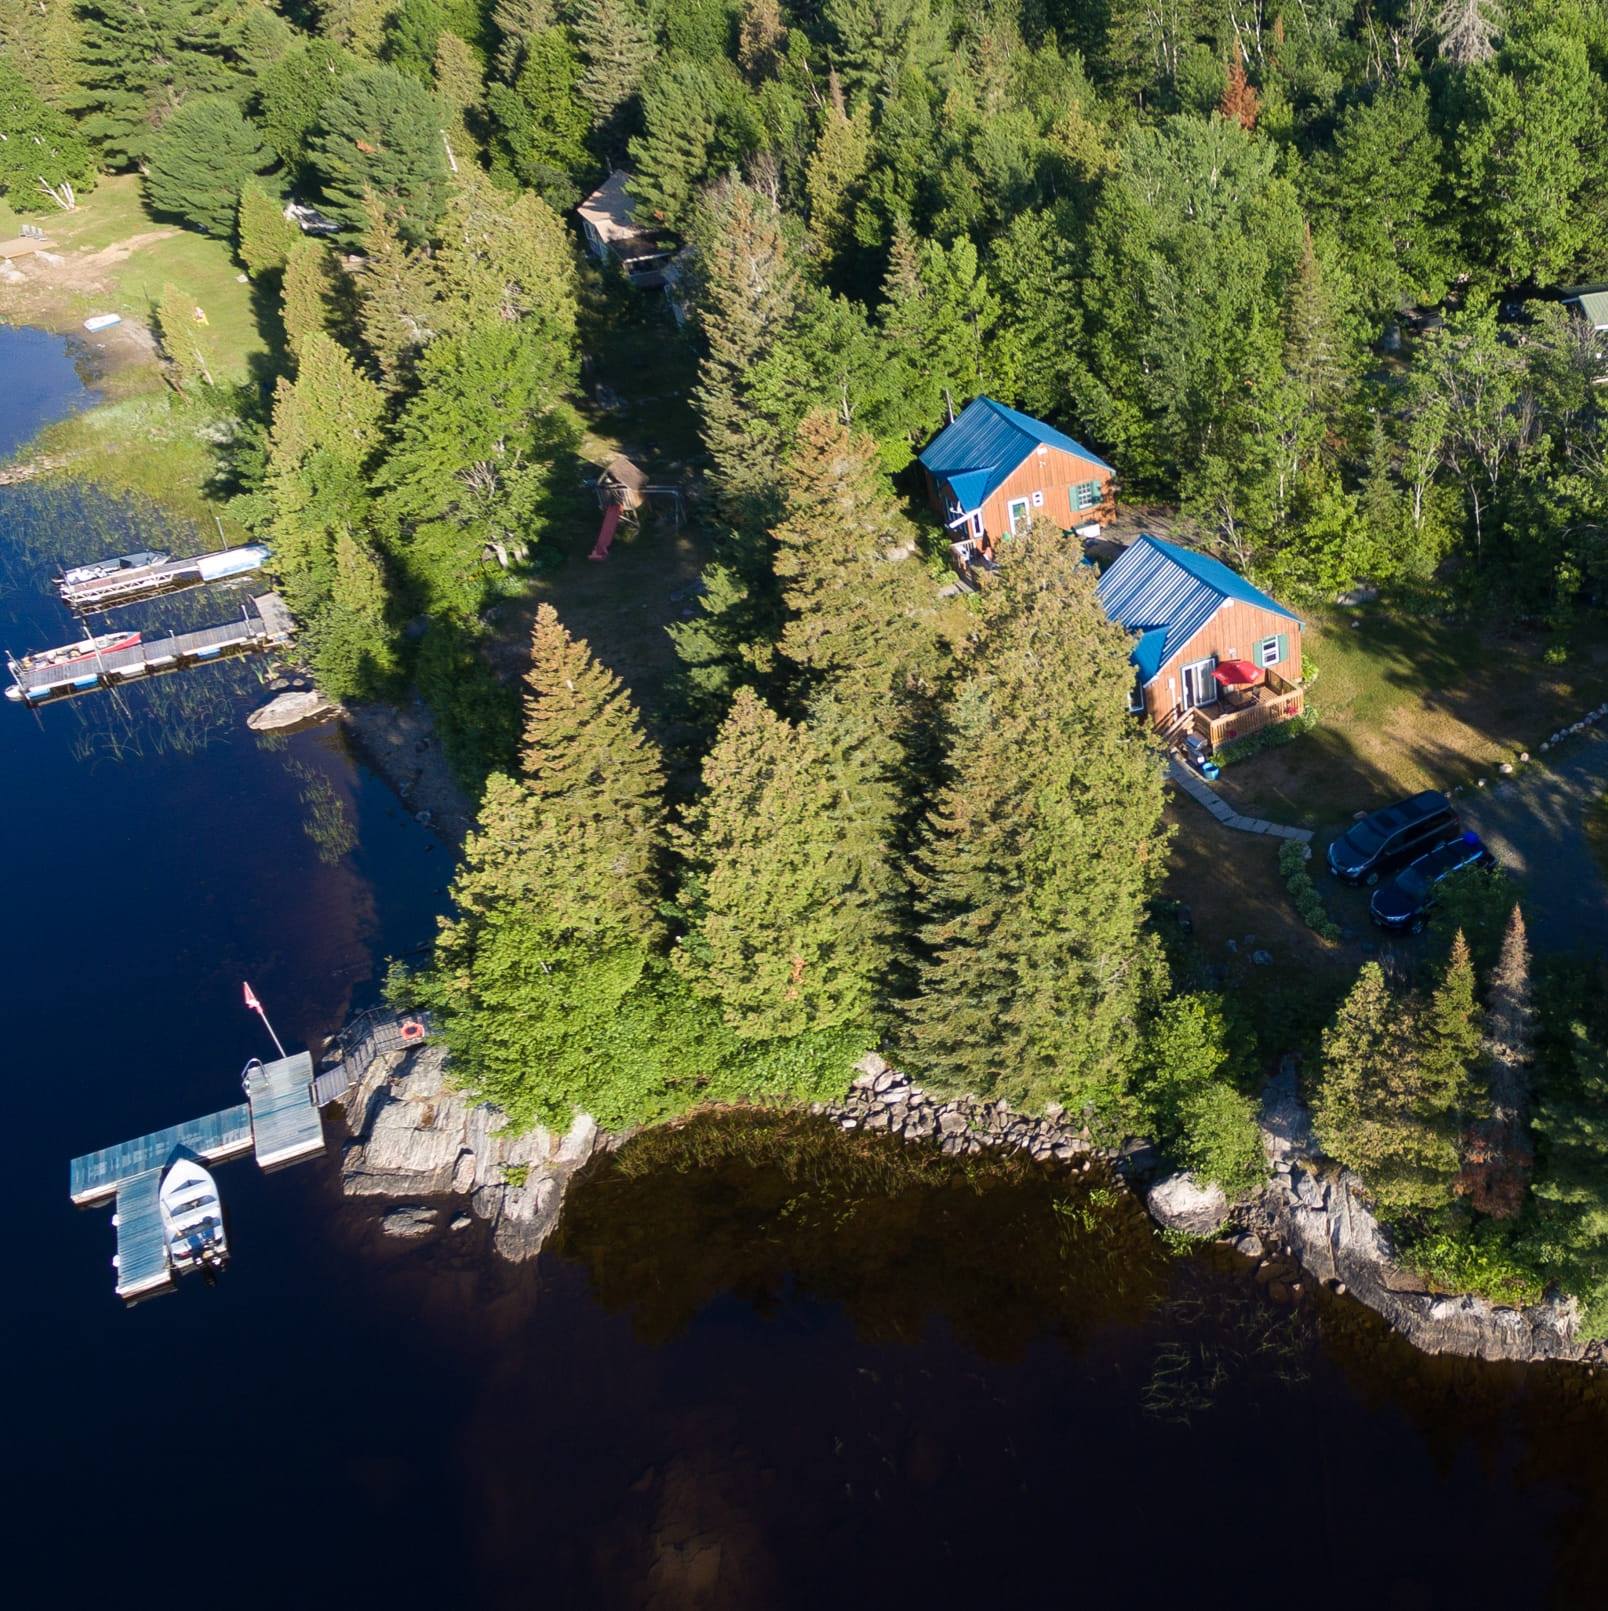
[1071,481,1102,512]
[1128,673,1145,714]
[1007,497,1032,534]
[1031,489,1045,508]
[1258,635,1287,668]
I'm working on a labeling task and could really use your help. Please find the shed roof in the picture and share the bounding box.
[1564,285,1608,330]
[600,453,647,491]
[917,397,1113,511]
[1097,535,1300,685]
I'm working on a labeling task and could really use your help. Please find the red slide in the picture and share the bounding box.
[590,502,622,561]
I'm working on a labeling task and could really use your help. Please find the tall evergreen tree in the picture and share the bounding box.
[255,36,359,171]
[0,0,83,108]
[319,0,391,59]
[573,0,653,134]
[804,76,872,263]
[431,29,483,165]
[1466,905,1536,1216]
[280,238,341,364]
[71,0,246,163]
[902,527,1171,1111]
[0,52,94,207]
[689,175,802,528]
[154,282,217,390]
[237,176,300,276]
[490,0,553,81]
[673,686,892,1041]
[308,63,450,241]
[143,93,272,237]
[487,24,589,205]
[1531,1023,1608,1330]
[354,191,440,391]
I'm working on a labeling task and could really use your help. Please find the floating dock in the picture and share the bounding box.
[69,1050,324,1302]
[59,545,272,613]
[7,593,294,706]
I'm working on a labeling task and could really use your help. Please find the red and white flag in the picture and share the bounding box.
[243,980,261,1012]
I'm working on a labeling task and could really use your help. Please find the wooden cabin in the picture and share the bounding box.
[917,397,1116,567]
[1097,535,1305,752]
[576,171,679,289]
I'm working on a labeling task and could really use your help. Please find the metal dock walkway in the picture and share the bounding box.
[7,593,295,706]
[69,1050,327,1302]
[59,546,271,612]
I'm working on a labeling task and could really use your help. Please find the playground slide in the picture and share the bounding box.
[590,502,622,561]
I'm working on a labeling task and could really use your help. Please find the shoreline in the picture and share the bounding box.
[331,1038,1604,1371]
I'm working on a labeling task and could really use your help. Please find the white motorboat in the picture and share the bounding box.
[159,1157,228,1277]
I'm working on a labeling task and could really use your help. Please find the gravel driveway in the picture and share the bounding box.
[1460,727,1608,953]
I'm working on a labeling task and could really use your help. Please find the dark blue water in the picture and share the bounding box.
[7,327,1607,1610]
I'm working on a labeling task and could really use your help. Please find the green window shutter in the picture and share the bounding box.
[1276,633,1288,663]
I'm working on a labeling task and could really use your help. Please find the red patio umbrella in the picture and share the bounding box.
[1212,659,1264,689]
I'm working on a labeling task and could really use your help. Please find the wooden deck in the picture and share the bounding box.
[7,593,294,705]
[1191,678,1305,752]
[70,1106,254,1205]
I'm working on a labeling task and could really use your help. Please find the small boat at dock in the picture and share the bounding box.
[60,549,169,587]
[58,544,272,610]
[13,629,141,673]
[159,1157,228,1277]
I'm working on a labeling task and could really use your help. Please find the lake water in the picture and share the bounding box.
[7,325,1608,1609]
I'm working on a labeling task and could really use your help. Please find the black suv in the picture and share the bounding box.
[1326,790,1460,886]
[1369,833,1495,932]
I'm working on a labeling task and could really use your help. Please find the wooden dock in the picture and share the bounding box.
[69,1051,327,1302]
[59,547,272,613]
[7,593,294,706]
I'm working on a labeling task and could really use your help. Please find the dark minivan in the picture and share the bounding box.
[1326,790,1460,886]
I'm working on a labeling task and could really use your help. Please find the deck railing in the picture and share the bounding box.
[1192,681,1305,750]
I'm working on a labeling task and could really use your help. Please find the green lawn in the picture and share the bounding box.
[2,176,267,387]
[1214,607,1608,830]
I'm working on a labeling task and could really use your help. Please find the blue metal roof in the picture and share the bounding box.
[917,397,1113,510]
[1097,535,1300,685]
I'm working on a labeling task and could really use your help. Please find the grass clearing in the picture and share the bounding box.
[1215,607,1608,831]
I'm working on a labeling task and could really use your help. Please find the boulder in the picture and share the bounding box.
[247,688,343,732]
[380,1205,437,1238]
[1146,1172,1229,1235]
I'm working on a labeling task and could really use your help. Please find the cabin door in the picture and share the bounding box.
[1181,656,1219,711]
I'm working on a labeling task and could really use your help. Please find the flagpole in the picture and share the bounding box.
[243,980,288,1060]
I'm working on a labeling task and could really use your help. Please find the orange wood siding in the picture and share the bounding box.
[979,449,1114,540]
[1140,600,1303,724]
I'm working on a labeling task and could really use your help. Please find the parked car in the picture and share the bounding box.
[1369,833,1495,932]
[1326,790,1460,885]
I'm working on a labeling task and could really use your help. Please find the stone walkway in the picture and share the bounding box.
[1168,759,1314,843]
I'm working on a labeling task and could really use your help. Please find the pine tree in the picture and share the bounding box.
[574,0,653,134]
[71,0,247,163]
[319,0,391,59]
[354,191,440,391]
[629,57,721,230]
[1218,56,1259,131]
[520,603,667,939]
[902,527,1171,1111]
[308,524,399,699]
[1531,1023,1608,1330]
[804,77,872,263]
[673,686,891,1040]
[308,63,449,241]
[1436,0,1503,67]
[737,0,783,82]
[1314,962,1464,1215]
[490,0,554,81]
[487,24,589,204]
[772,410,940,703]
[256,37,360,172]
[154,283,217,390]
[236,177,300,277]
[690,176,802,529]
[280,239,341,365]
[0,0,83,109]
[1466,906,1536,1217]
[432,29,482,165]
[0,51,95,208]
[143,93,272,237]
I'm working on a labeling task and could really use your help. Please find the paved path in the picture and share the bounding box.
[1168,760,1314,843]
[1460,727,1608,954]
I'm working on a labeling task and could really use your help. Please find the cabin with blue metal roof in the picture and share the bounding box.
[1097,535,1306,752]
[917,397,1116,558]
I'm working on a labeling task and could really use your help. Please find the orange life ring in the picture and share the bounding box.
[399,1017,424,1042]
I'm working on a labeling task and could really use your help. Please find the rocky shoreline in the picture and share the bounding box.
[331,1041,1601,1369]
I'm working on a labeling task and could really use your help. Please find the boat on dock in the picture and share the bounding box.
[58,543,272,611]
[10,628,142,678]
[61,549,169,587]
[6,592,294,705]
[158,1157,228,1277]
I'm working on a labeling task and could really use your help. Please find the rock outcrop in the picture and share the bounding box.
[339,1043,612,1259]
[247,688,343,732]
[1249,1063,1594,1365]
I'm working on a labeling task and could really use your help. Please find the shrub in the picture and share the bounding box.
[1278,840,1342,941]
[1177,1081,1266,1199]
[1214,710,1318,767]
[1400,1219,1547,1309]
